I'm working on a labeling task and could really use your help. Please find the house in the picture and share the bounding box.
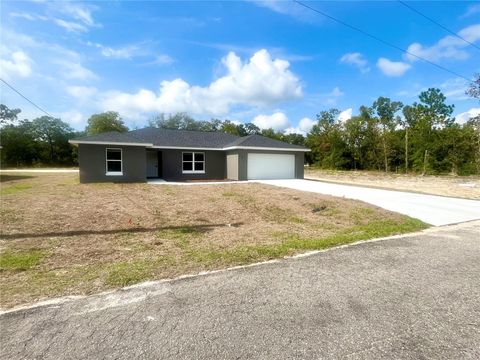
[69,127,310,183]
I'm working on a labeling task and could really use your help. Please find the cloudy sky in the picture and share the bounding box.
[1,0,479,132]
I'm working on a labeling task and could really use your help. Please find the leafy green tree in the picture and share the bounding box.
[0,121,38,167]
[372,97,403,172]
[306,109,349,169]
[86,111,128,135]
[0,104,21,126]
[30,116,75,163]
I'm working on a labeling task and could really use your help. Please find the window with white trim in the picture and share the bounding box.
[106,148,123,175]
[182,152,205,174]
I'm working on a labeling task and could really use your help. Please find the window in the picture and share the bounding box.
[106,148,122,175]
[182,152,205,174]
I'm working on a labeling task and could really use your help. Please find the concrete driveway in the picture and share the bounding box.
[259,179,480,226]
[1,221,479,359]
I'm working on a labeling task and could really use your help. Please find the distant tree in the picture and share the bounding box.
[466,74,480,100]
[372,97,403,172]
[149,112,199,130]
[242,123,261,135]
[306,109,349,169]
[0,120,38,166]
[86,111,128,135]
[260,128,282,140]
[30,116,74,163]
[281,133,305,146]
[0,104,21,126]
[219,120,243,136]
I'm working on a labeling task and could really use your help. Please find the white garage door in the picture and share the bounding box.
[247,153,295,180]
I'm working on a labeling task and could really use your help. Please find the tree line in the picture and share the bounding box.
[1,79,479,174]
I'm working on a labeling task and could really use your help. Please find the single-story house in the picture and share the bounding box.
[69,127,310,183]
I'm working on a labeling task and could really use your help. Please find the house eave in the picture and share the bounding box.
[222,146,310,152]
[69,141,310,152]
[68,140,154,147]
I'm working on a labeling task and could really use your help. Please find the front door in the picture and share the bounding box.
[146,151,159,178]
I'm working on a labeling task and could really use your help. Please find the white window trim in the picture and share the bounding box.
[182,151,205,174]
[106,148,123,176]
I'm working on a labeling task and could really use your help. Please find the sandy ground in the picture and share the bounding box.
[305,169,480,199]
[0,172,423,308]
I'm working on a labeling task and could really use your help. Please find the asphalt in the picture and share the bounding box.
[259,179,480,226]
[1,221,479,359]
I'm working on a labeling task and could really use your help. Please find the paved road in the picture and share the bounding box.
[260,179,480,226]
[1,221,479,359]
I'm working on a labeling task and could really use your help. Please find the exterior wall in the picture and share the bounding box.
[226,154,239,180]
[161,149,226,181]
[227,149,305,180]
[78,144,147,183]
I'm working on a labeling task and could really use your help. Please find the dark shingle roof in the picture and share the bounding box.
[70,127,309,151]
[72,131,148,144]
[224,134,307,150]
[129,127,240,148]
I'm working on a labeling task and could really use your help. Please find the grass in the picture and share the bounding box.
[0,171,429,308]
[1,183,33,195]
[0,250,46,271]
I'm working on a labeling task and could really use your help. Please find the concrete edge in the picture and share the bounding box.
[1,220,478,316]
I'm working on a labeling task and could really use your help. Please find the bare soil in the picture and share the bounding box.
[0,172,425,308]
[305,168,480,200]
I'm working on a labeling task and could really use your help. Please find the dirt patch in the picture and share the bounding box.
[0,172,426,308]
[305,169,480,200]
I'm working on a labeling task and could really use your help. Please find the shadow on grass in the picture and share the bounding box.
[0,223,244,240]
[0,175,35,182]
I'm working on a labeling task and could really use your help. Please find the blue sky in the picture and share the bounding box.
[1,1,479,133]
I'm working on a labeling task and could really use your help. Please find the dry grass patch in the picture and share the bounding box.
[0,172,427,308]
[305,168,480,199]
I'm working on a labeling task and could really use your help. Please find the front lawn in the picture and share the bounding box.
[0,172,428,308]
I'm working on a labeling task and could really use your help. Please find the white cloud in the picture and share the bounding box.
[253,112,290,131]
[340,52,370,73]
[10,2,99,33]
[0,49,33,80]
[338,108,353,123]
[250,0,316,21]
[146,54,174,65]
[57,2,98,27]
[101,49,302,117]
[460,4,480,19]
[285,117,316,135]
[455,108,480,124]
[66,85,98,101]
[101,45,139,59]
[405,24,480,62]
[58,61,97,81]
[10,12,48,21]
[440,78,470,101]
[54,18,88,33]
[377,57,411,77]
[58,110,84,125]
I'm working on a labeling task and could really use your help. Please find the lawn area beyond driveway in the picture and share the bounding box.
[0,172,426,308]
[305,168,480,199]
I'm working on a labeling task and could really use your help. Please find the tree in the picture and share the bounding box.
[86,111,128,135]
[372,97,403,172]
[306,109,349,169]
[0,104,21,126]
[466,73,480,100]
[30,116,74,163]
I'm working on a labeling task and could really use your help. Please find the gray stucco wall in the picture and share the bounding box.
[227,149,305,180]
[78,144,147,183]
[161,149,226,181]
